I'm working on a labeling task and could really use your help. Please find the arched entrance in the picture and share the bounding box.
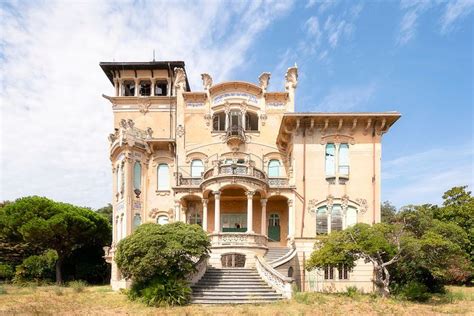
[268,213,281,241]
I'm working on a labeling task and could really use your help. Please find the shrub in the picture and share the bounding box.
[0,264,14,280]
[14,249,58,283]
[345,286,360,298]
[129,277,191,307]
[399,281,431,302]
[68,280,87,293]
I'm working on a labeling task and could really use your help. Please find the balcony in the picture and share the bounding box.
[225,126,246,146]
[209,232,268,248]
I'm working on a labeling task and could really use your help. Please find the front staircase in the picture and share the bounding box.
[264,247,291,263]
[191,267,283,304]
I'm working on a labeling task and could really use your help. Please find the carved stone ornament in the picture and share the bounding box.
[258,72,271,92]
[146,127,153,139]
[259,113,267,126]
[177,124,185,137]
[204,113,212,126]
[308,199,318,213]
[201,73,213,90]
[326,194,334,212]
[127,119,134,129]
[119,119,128,129]
[341,194,349,211]
[356,198,368,214]
[137,98,152,114]
[285,65,298,90]
[173,67,187,91]
[224,101,231,114]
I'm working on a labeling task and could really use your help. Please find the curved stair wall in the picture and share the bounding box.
[255,255,294,299]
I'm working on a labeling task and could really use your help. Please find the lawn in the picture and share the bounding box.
[0,284,472,315]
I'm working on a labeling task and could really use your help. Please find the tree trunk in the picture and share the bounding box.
[55,257,63,285]
[374,265,390,298]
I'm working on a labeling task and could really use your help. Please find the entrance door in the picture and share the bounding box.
[268,213,281,241]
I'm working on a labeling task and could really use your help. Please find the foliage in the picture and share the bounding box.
[128,276,191,307]
[14,250,58,283]
[96,204,113,225]
[0,264,14,280]
[345,286,360,298]
[115,222,209,306]
[381,201,397,223]
[0,286,6,295]
[0,196,111,284]
[115,222,210,283]
[68,280,87,293]
[293,292,327,304]
[398,281,431,302]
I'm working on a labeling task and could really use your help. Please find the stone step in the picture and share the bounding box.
[199,276,263,280]
[191,299,281,304]
[192,292,281,298]
[192,289,276,294]
[192,284,273,290]
[203,272,261,276]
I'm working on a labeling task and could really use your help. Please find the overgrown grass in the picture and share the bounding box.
[68,280,87,293]
[0,284,472,315]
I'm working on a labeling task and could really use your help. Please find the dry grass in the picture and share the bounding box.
[0,284,472,315]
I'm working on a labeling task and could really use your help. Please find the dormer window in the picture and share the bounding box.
[139,80,151,96]
[122,80,135,96]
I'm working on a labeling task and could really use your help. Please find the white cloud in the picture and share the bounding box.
[305,16,322,44]
[0,0,294,208]
[440,0,474,34]
[314,82,376,111]
[382,144,474,207]
[397,0,474,45]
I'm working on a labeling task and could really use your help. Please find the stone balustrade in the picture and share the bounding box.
[209,232,268,248]
[255,255,294,299]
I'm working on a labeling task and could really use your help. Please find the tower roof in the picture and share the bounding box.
[99,61,191,91]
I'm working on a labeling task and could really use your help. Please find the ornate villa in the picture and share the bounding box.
[100,61,400,303]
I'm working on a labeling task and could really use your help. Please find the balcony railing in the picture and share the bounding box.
[209,232,267,248]
[268,177,290,187]
[203,162,266,180]
[225,126,246,144]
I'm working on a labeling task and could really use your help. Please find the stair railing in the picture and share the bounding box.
[255,255,293,299]
[269,242,297,268]
[186,255,209,286]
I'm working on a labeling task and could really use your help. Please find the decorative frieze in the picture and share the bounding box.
[213,92,257,104]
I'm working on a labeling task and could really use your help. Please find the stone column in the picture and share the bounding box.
[247,191,255,233]
[202,199,208,232]
[174,200,181,222]
[118,79,123,96]
[260,198,267,236]
[213,191,221,233]
[225,110,229,130]
[114,79,119,96]
[134,79,139,97]
[151,79,156,96]
[288,199,294,238]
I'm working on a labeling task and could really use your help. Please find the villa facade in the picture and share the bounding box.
[100,61,400,298]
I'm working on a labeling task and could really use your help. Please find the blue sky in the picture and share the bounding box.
[1,0,473,209]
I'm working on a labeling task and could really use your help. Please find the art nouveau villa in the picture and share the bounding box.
[101,61,400,303]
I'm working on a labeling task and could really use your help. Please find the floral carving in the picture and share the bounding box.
[177,124,185,137]
[258,72,271,92]
[260,113,267,126]
[173,67,187,91]
[356,198,368,214]
[137,98,151,114]
[201,73,213,90]
[285,65,298,90]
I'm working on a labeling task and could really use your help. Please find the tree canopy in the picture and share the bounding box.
[0,196,111,284]
[115,222,210,283]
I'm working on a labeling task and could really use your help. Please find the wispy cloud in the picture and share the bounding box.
[0,0,294,208]
[397,0,474,45]
[314,82,376,111]
[382,144,474,207]
[440,0,474,34]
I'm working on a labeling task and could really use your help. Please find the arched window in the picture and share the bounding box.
[325,143,336,176]
[157,164,170,191]
[288,266,294,278]
[338,143,349,175]
[316,206,328,235]
[191,159,204,178]
[212,112,226,131]
[116,164,121,192]
[331,205,343,232]
[346,206,357,228]
[157,215,169,225]
[133,162,141,191]
[269,213,280,226]
[122,80,135,96]
[139,80,151,96]
[188,213,202,226]
[133,214,141,231]
[268,159,281,177]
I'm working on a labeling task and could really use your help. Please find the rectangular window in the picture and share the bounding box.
[325,143,336,177]
[338,264,349,280]
[338,143,350,175]
[324,266,334,280]
[221,214,247,232]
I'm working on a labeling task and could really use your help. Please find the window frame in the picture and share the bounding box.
[157,163,170,191]
[190,159,205,178]
[268,159,281,177]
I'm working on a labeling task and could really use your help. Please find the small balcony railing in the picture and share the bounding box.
[225,126,246,144]
[203,162,266,180]
[268,177,290,187]
[209,232,267,248]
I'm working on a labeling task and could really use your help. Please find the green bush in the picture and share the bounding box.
[400,281,431,302]
[345,286,360,298]
[14,249,58,283]
[0,264,14,280]
[68,280,87,293]
[129,277,191,307]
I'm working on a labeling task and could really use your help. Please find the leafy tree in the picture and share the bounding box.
[433,186,473,261]
[306,220,470,297]
[381,201,397,223]
[306,223,404,297]
[14,249,58,283]
[96,203,113,225]
[0,196,111,284]
[115,222,210,283]
[115,222,209,306]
